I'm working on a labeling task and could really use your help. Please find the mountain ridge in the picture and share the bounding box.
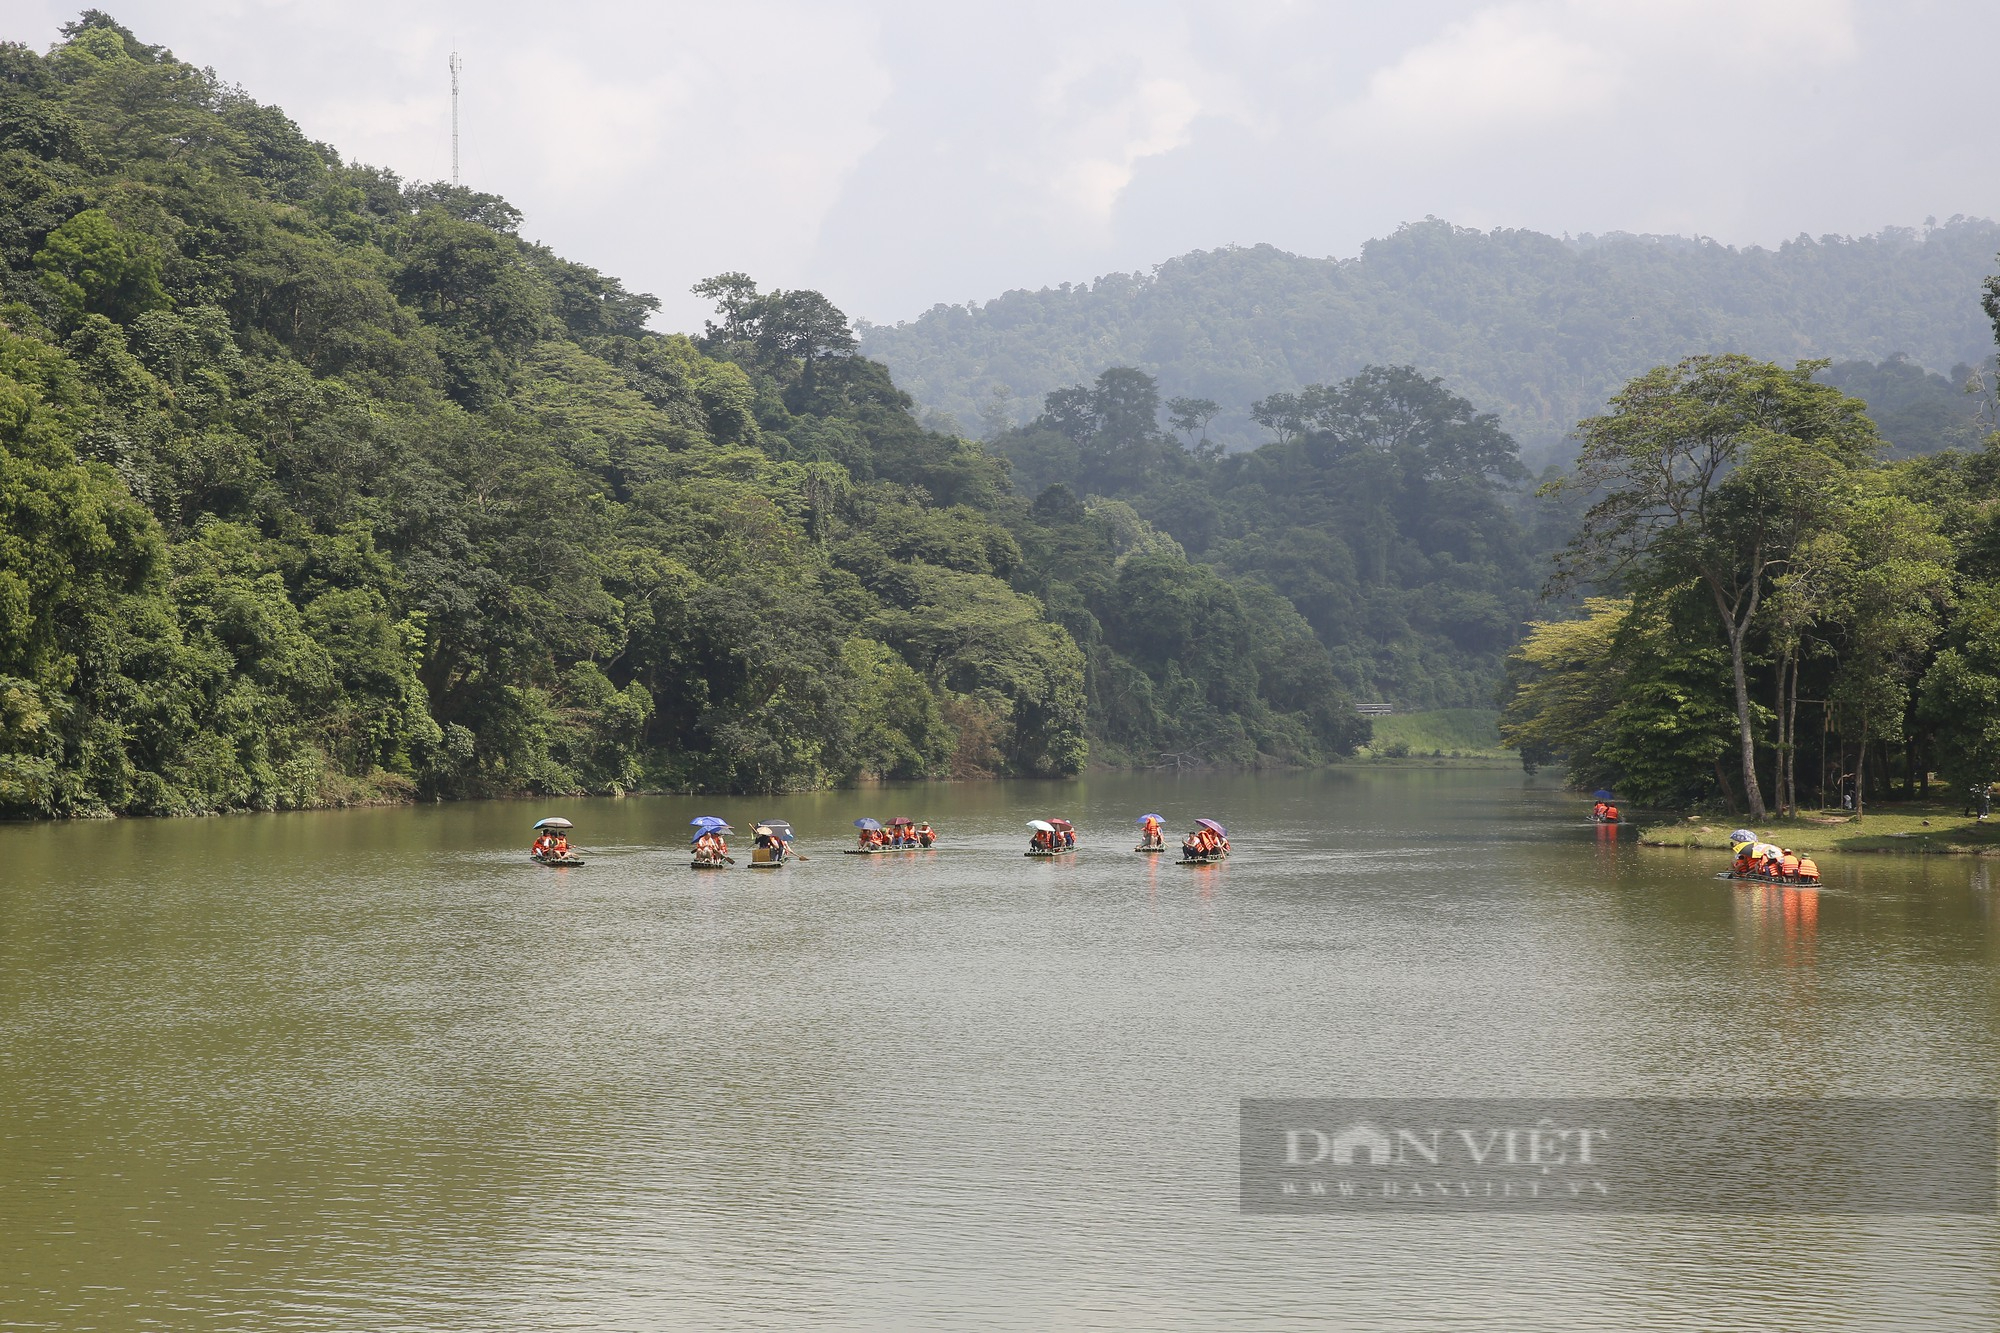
[858,218,2000,462]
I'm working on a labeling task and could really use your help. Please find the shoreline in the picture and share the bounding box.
[3,751,1524,823]
[1636,804,2000,857]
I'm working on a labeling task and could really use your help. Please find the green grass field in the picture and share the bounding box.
[1358,709,1508,760]
[1638,801,2000,856]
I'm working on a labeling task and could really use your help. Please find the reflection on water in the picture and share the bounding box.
[1732,880,1821,962]
[0,767,1995,1330]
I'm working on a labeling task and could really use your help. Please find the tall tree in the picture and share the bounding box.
[1826,490,1953,820]
[1548,355,1879,818]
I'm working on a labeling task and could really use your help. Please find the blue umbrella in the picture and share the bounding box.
[1592,790,1615,800]
[1135,813,1164,824]
[853,817,882,831]
[691,815,730,829]
[1195,817,1227,836]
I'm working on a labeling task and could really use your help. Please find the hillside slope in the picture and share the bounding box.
[859,220,2000,462]
[0,14,1372,815]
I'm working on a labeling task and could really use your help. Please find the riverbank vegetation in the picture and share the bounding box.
[0,14,1371,817]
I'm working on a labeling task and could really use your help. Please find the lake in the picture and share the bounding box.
[1,767,1995,1330]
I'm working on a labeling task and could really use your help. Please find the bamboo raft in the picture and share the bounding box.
[1025,849,1075,858]
[531,855,585,867]
[1714,872,1820,886]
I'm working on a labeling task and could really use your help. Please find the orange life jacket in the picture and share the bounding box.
[1797,858,1819,880]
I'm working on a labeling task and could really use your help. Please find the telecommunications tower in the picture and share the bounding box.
[449,50,463,185]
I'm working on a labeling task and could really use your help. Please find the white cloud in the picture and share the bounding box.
[1037,74,1207,225]
[1338,5,1619,147]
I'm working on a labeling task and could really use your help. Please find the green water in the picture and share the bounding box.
[2,768,1995,1329]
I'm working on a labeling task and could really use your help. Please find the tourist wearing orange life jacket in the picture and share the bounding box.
[1779,850,1801,881]
[1795,855,1820,885]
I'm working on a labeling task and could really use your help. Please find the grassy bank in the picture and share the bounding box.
[1638,801,2000,855]
[1357,710,1509,761]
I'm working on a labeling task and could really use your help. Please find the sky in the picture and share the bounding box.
[12,1,2000,333]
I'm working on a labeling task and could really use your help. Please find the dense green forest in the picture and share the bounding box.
[1500,321,2000,818]
[0,14,1373,817]
[858,222,2000,463]
[986,364,1547,710]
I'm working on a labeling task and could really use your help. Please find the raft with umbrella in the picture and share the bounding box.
[845,817,887,854]
[750,819,795,869]
[1180,817,1230,864]
[1134,813,1167,852]
[1588,790,1621,824]
[1025,818,1075,857]
[690,816,734,869]
[530,816,585,865]
[1714,836,1819,885]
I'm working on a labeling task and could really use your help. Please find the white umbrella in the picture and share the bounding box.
[1027,819,1055,832]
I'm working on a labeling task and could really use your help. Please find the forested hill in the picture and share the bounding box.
[0,14,1370,817]
[857,221,2000,462]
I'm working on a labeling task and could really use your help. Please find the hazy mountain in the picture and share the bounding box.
[859,218,2000,466]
